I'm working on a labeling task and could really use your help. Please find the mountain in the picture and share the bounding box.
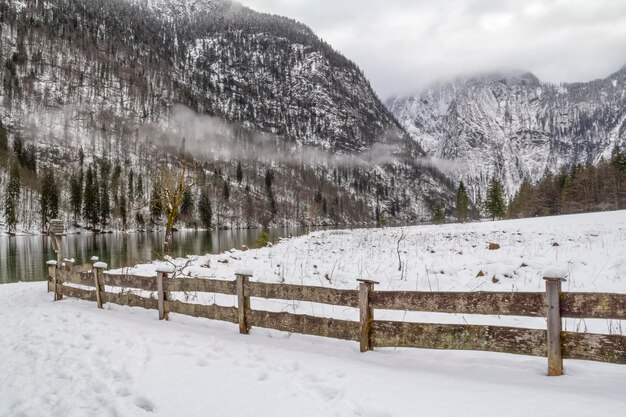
[387,68,626,199]
[0,0,452,233]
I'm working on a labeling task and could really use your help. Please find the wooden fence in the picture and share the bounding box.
[46,258,626,376]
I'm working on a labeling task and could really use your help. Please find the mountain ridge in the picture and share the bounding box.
[387,65,626,200]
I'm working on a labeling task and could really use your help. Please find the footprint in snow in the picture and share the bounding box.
[116,386,131,398]
[134,397,156,413]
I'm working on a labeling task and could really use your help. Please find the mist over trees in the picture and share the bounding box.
[0,0,455,233]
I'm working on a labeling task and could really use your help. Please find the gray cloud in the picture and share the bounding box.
[237,0,626,98]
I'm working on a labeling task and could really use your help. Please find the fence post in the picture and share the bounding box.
[236,270,252,334]
[357,279,378,352]
[47,260,61,300]
[544,275,566,376]
[93,262,108,309]
[64,258,75,272]
[156,266,175,321]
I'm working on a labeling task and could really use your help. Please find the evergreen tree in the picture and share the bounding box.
[83,165,100,228]
[99,169,110,229]
[69,172,83,223]
[5,161,20,233]
[507,178,533,218]
[264,169,277,217]
[135,211,145,230]
[0,119,7,157]
[23,145,37,173]
[611,144,626,173]
[223,181,230,202]
[149,182,162,224]
[136,175,144,200]
[535,170,560,215]
[236,161,243,184]
[198,187,212,229]
[12,135,23,160]
[180,189,193,217]
[128,169,134,204]
[432,204,445,225]
[611,145,626,209]
[40,169,59,230]
[486,176,506,220]
[119,191,127,229]
[264,169,273,190]
[455,181,469,222]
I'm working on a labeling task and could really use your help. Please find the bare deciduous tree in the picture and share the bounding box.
[158,162,195,255]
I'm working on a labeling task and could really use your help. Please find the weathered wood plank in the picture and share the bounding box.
[370,291,546,317]
[371,321,547,357]
[561,293,626,320]
[106,292,158,310]
[60,285,97,302]
[58,270,95,286]
[166,300,239,324]
[167,278,236,295]
[104,273,158,291]
[246,282,359,308]
[248,310,359,341]
[562,332,626,365]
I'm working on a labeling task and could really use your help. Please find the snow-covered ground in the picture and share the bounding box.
[116,210,626,334]
[2,211,626,416]
[2,282,626,417]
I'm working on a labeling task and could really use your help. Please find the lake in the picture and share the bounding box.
[0,228,315,284]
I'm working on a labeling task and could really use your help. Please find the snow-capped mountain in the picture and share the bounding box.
[0,0,453,232]
[387,68,626,199]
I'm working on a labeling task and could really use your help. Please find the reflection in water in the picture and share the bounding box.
[0,228,310,284]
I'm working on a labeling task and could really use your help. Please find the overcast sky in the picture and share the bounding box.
[237,0,626,99]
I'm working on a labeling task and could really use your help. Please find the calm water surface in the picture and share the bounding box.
[0,228,316,284]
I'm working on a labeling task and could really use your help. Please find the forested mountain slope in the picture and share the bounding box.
[0,0,452,233]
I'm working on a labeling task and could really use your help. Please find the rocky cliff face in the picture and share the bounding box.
[387,68,626,199]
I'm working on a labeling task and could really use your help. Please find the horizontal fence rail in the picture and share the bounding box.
[46,258,626,376]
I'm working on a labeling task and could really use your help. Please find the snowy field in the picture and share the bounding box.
[2,211,626,416]
[118,210,626,333]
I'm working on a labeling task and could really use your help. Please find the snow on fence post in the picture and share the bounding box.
[235,270,253,334]
[156,266,175,321]
[544,271,567,376]
[357,279,379,352]
[47,260,61,301]
[64,258,75,272]
[93,262,108,309]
